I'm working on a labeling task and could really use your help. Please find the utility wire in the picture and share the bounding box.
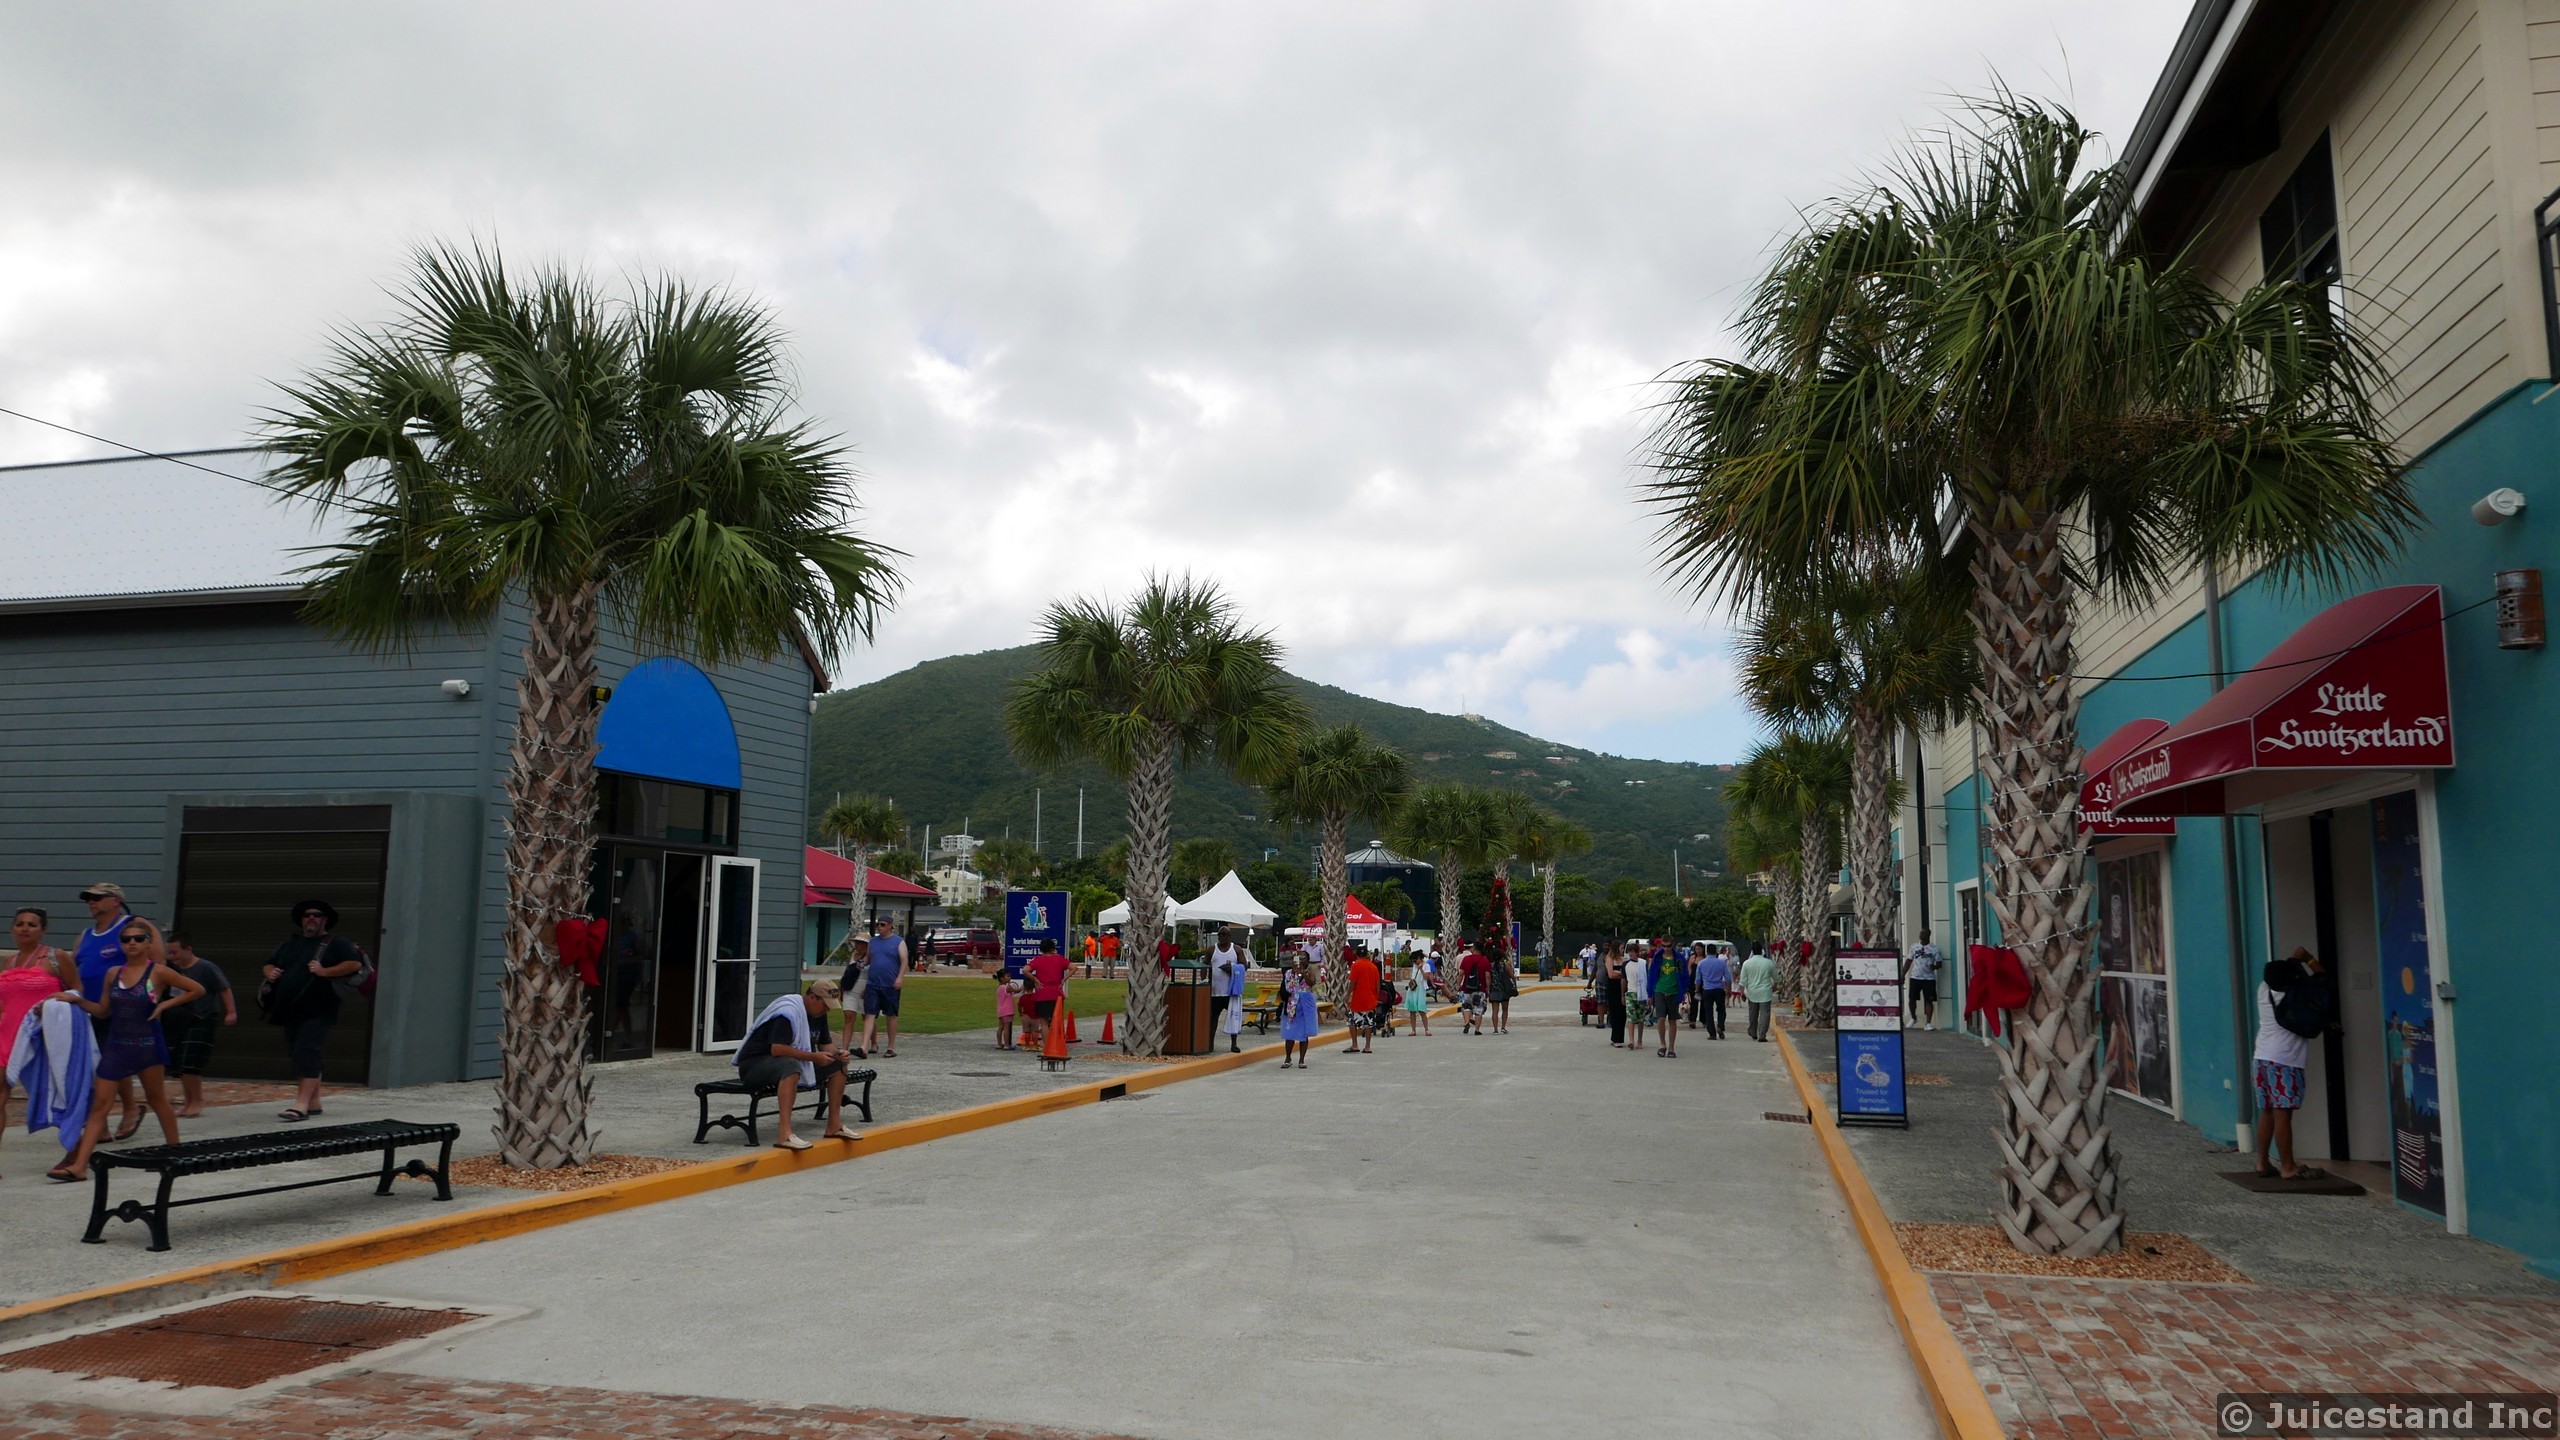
[0,405,296,497]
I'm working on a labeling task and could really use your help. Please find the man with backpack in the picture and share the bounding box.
[258,899,366,1123]
[2254,946,2334,1182]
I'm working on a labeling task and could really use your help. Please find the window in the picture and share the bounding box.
[2096,849,2173,1110]
[2260,136,2341,309]
[596,773,737,849]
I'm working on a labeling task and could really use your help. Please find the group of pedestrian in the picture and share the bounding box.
[834,917,910,1058]
[2,883,367,1183]
[1586,938,1782,1055]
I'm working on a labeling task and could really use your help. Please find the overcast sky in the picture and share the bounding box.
[0,1,2191,762]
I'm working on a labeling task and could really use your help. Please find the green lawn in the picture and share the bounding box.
[843,974,1129,1036]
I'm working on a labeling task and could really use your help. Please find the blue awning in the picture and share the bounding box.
[595,657,742,790]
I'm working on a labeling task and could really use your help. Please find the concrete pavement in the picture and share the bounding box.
[332,990,1932,1440]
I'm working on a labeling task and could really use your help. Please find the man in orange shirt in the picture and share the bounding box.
[1343,943,1382,1054]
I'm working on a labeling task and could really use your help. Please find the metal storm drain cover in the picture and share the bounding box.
[0,1296,481,1389]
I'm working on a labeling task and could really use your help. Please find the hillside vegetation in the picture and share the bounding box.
[808,646,1731,887]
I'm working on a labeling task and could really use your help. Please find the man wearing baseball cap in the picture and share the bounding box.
[734,979,857,1149]
[73,882,145,1139]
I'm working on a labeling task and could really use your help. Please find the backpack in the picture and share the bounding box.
[332,943,378,1004]
[2272,976,2331,1039]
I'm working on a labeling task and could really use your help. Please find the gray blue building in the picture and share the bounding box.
[0,448,821,1086]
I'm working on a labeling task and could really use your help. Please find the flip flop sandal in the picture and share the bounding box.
[112,1114,144,1141]
[775,1135,813,1151]
[2287,1165,2333,1182]
[882,1050,896,1058]
[47,1167,80,1183]
[278,1108,310,1122]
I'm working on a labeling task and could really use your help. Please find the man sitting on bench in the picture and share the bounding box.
[736,980,857,1151]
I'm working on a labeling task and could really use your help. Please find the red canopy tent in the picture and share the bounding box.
[1299,894,1389,930]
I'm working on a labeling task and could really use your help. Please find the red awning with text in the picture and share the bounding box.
[2077,718,2176,835]
[2107,586,2454,817]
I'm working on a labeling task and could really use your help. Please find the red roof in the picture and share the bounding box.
[2077,719,2176,837]
[2108,586,2454,817]
[803,845,937,903]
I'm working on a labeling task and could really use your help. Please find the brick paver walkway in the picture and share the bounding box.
[1932,1274,2560,1437]
[0,1372,1141,1440]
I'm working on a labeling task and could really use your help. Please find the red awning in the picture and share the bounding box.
[2077,718,2177,836]
[2108,586,2454,817]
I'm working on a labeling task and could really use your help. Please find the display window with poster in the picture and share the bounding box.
[2095,846,2174,1111]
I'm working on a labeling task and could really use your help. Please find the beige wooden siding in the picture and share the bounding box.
[2534,2,2560,190]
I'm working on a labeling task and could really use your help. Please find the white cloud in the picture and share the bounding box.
[0,0,2194,760]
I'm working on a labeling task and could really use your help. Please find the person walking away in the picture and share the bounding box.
[1400,948,1433,1035]
[3,908,79,1177]
[1100,929,1121,976]
[1219,934,1248,1053]
[1456,940,1490,1035]
[1343,944,1382,1054]
[71,883,144,1139]
[1739,942,1779,1042]
[1487,941,1519,1034]
[858,917,907,1058]
[259,900,363,1122]
[1210,929,1246,1046]
[1693,943,1731,1040]
[993,968,1021,1050]
[736,980,856,1150]
[54,917,199,1182]
[1022,938,1072,1054]
[161,932,235,1118]
[1277,956,1318,1068]
[1903,931,1943,1028]
[2254,947,2333,1182]
[1621,944,1655,1054]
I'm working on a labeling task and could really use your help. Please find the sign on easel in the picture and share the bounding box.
[1004,889,1070,980]
[1832,947,1908,1128]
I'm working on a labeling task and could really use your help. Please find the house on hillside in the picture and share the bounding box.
[0,449,823,1084]
[1897,0,2560,1276]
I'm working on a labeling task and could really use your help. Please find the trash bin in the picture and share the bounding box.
[1164,962,1214,1056]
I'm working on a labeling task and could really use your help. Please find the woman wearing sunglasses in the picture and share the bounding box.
[49,917,199,1183]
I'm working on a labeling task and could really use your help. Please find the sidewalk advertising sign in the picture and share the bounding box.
[1004,889,1070,980]
[1832,948,1908,1128]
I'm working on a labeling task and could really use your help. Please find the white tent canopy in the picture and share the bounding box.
[1095,894,1178,927]
[1172,870,1279,928]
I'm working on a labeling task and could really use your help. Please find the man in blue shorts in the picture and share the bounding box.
[858,917,906,1058]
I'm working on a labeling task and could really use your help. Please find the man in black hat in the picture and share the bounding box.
[259,900,365,1122]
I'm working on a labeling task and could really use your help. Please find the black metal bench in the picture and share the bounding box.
[1241,1002,1282,1034]
[694,1068,876,1146]
[85,1118,458,1253]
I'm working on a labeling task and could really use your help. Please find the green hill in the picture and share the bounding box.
[808,646,1732,887]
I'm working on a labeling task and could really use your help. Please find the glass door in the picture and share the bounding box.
[701,856,761,1050]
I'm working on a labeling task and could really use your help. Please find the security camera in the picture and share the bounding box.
[2472,488,2527,526]
[440,678,474,698]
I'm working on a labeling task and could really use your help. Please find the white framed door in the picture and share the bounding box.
[700,855,761,1051]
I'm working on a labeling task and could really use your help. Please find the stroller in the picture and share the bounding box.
[1366,979,1402,1037]
[1579,977,1602,1026]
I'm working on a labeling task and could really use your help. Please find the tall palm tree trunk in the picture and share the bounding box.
[496,584,601,1168]
[1540,863,1556,969]
[1972,512,2119,1257]
[1849,708,1895,949]
[849,844,871,940]
[1121,727,1178,1056]
[1771,859,1802,1004]
[1797,811,1836,1027]
[1435,850,1463,971]
[1317,813,1351,1011]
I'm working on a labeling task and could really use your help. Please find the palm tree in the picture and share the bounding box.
[973,836,1044,893]
[1742,568,1971,953]
[1388,783,1509,954]
[1170,836,1237,900]
[1350,880,1415,925]
[265,243,900,1168]
[1005,577,1304,1056]
[1094,839,1132,885]
[818,794,903,947]
[1481,788,1537,958]
[873,847,926,883]
[1727,737,1849,1017]
[1511,807,1593,969]
[1644,97,2411,1255]
[1269,724,1412,1006]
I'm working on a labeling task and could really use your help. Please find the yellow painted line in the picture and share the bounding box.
[0,1007,1460,1338]
[1775,1028,2006,1440]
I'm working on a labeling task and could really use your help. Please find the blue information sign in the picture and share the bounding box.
[1832,948,1908,1127]
[1004,889,1070,978]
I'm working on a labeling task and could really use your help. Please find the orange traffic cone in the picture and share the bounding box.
[1098,1010,1117,1045]
[1042,1005,1072,1070]
[1065,1006,1082,1043]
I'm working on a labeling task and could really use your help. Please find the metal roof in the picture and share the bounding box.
[0,447,351,613]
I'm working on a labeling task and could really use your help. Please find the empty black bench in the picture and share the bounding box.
[694,1068,877,1146]
[85,1118,459,1253]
